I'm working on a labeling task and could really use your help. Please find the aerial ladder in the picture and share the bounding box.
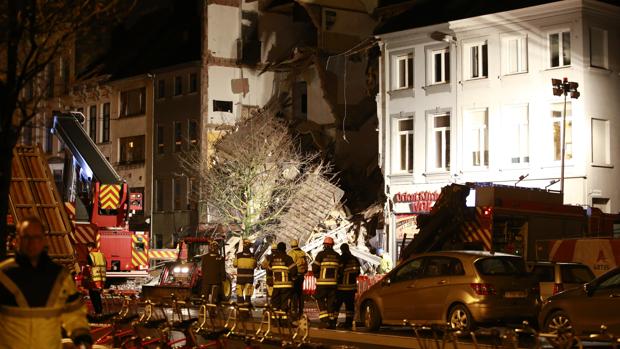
[52,111,149,277]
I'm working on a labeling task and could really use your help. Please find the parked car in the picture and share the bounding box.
[527,261,595,301]
[539,266,620,335]
[357,251,539,331]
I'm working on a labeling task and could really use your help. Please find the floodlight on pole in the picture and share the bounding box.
[551,77,580,198]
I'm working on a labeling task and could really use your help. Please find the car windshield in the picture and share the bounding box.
[531,265,554,282]
[475,257,526,276]
[561,265,595,283]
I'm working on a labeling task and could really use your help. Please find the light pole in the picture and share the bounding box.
[551,77,580,197]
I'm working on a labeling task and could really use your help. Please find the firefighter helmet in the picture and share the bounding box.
[243,239,252,246]
[271,242,278,250]
[290,239,299,248]
[323,236,334,246]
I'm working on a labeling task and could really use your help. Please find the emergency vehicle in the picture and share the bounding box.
[401,183,619,262]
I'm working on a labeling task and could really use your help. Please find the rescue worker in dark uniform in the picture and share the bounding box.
[86,242,106,315]
[0,216,92,348]
[261,242,277,301]
[312,236,341,328]
[201,240,226,304]
[268,242,297,320]
[233,239,257,307]
[287,239,309,319]
[335,243,360,328]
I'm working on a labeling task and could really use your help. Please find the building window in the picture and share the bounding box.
[89,105,97,142]
[429,113,450,171]
[464,41,488,79]
[504,105,529,165]
[120,87,146,117]
[549,31,571,68]
[61,57,70,94]
[46,63,55,98]
[157,79,166,99]
[502,35,527,74]
[173,177,184,210]
[430,48,449,84]
[592,197,610,213]
[102,103,110,143]
[187,178,197,209]
[592,118,610,166]
[393,54,413,89]
[188,120,198,146]
[213,100,233,112]
[157,125,165,154]
[464,109,488,168]
[551,102,572,161]
[189,73,198,93]
[119,135,145,164]
[155,179,164,212]
[174,121,182,152]
[590,27,608,69]
[22,124,33,145]
[45,114,53,153]
[174,76,183,96]
[395,117,414,172]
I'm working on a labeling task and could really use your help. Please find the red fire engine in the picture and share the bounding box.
[401,183,619,262]
[52,111,148,277]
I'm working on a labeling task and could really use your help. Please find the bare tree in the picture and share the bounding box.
[0,0,130,258]
[179,110,330,239]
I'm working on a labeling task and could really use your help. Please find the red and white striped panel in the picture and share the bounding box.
[64,202,76,221]
[74,223,97,244]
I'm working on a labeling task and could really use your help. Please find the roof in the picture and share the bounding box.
[375,0,560,34]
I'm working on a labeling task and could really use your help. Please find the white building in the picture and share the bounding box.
[376,0,620,258]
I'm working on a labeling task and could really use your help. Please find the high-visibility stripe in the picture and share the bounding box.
[99,184,121,210]
[131,234,149,267]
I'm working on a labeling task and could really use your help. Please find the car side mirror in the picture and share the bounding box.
[584,282,594,296]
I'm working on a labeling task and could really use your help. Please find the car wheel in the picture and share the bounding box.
[544,311,577,349]
[448,304,475,331]
[361,301,381,331]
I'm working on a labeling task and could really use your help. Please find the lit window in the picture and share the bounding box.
[188,120,198,145]
[549,31,571,68]
[502,35,527,74]
[551,102,572,161]
[174,121,182,152]
[429,113,450,171]
[464,109,488,167]
[394,117,414,172]
[119,135,145,163]
[503,105,529,165]
[592,118,610,165]
[590,27,608,69]
[393,54,413,89]
[430,48,450,84]
[464,41,488,79]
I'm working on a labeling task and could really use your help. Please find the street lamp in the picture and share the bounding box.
[551,77,580,197]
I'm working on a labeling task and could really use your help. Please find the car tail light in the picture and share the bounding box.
[553,283,564,295]
[470,283,497,296]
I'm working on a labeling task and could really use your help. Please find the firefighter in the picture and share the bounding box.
[86,242,106,315]
[312,236,341,329]
[260,242,277,300]
[335,243,360,328]
[377,248,393,274]
[268,242,297,320]
[0,216,92,348]
[287,239,309,319]
[201,240,226,305]
[233,239,257,307]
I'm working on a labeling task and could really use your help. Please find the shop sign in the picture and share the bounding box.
[393,191,440,214]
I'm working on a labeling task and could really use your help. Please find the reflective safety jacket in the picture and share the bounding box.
[88,250,107,288]
[338,253,361,291]
[312,247,341,287]
[288,247,309,274]
[0,253,91,349]
[269,250,297,288]
[233,248,257,285]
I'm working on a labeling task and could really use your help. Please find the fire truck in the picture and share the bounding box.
[400,183,619,262]
[51,111,149,277]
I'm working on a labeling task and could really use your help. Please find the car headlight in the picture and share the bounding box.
[181,267,189,273]
[173,266,181,273]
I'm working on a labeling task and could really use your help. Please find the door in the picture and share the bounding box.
[414,257,464,322]
[379,258,424,323]
[572,269,620,333]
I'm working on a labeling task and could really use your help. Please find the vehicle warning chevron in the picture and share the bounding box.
[99,184,121,210]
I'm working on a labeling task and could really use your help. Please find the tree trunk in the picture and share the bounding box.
[0,132,18,260]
